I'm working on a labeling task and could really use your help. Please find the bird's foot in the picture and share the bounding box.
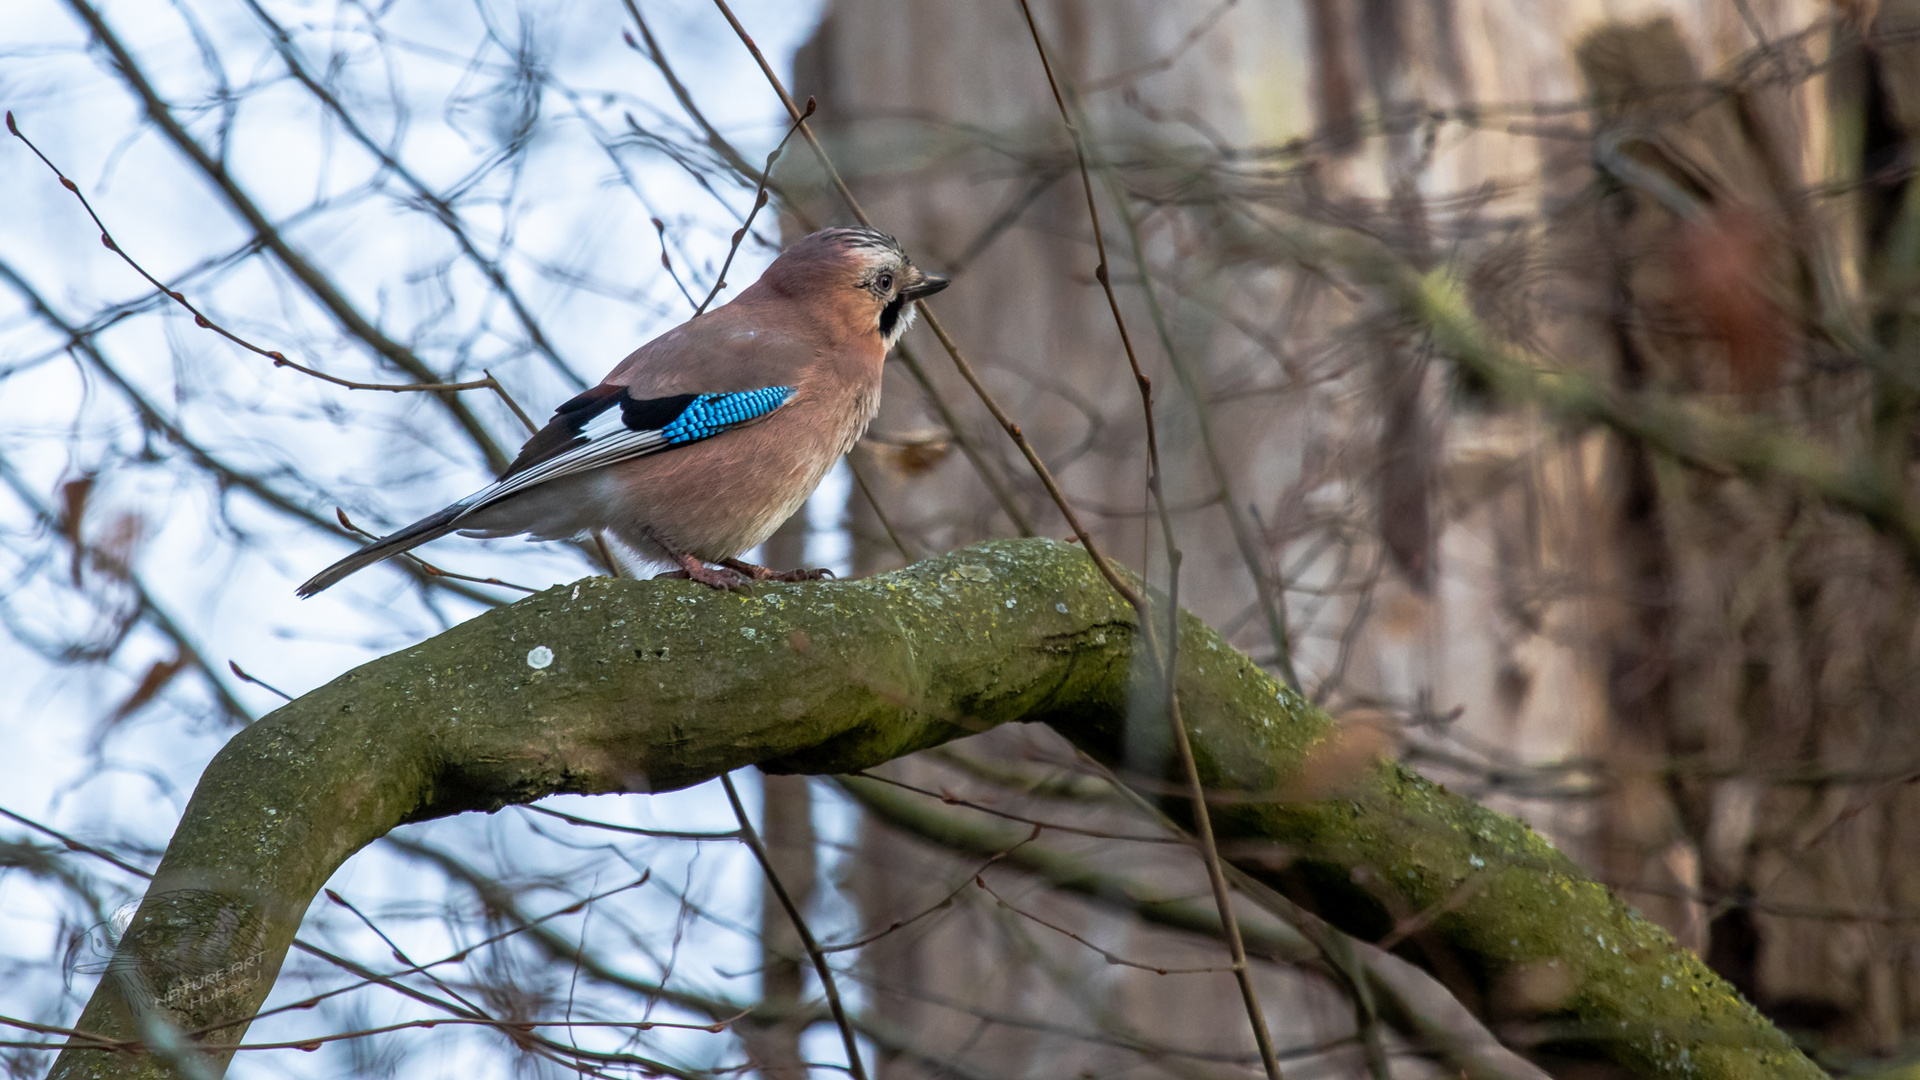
[720,558,836,583]
[653,556,748,590]
[644,535,752,590]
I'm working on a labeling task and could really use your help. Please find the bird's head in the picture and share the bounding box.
[766,227,950,349]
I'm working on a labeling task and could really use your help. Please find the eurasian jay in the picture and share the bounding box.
[297,227,948,596]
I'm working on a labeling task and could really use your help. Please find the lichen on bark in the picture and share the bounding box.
[48,538,1822,1080]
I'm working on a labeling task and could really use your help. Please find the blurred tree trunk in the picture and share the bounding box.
[792,0,1920,1066]
[1560,8,1920,1054]
[793,3,1321,1074]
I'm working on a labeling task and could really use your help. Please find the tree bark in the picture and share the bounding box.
[48,539,1818,1080]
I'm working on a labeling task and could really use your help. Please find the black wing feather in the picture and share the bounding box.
[500,387,701,480]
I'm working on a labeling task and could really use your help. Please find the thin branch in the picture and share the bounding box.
[52,0,516,472]
[889,340,1039,536]
[0,805,659,1078]
[485,368,541,435]
[649,216,701,310]
[0,807,154,880]
[818,826,1037,954]
[335,509,538,594]
[721,772,867,1080]
[392,835,1010,1080]
[522,803,743,841]
[0,256,507,610]
[695,98,814,316]
[0,1011,741,1058]
[324,888,494,1021]
[6,114,503,397]
[1162,550,1288,1079]
[846,453,917,562]
[1099,170,1300,687]
[236,0,587,392]
[218,871,658,1038]
[850,771,1181,843]
[973,875,1233,975]
[225,661,292,702]
[0,448,254,727]
[1013,8,1287,1075]
[841,775,1549,1080]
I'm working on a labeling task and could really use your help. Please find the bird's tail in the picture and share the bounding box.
[296,505,466,597]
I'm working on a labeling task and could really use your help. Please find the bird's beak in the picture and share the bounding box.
[900,269,950,301]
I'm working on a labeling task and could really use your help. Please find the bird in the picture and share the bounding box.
[297,227,949,597]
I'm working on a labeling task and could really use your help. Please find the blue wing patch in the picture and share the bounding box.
[451,385,794,520]
[662,387,794,444]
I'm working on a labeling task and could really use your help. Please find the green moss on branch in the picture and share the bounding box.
[49,539,1821,1080]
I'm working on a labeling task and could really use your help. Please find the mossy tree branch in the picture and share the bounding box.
[48,539,1820,1080]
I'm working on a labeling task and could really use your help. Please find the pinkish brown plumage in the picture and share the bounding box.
[297,227,948,596]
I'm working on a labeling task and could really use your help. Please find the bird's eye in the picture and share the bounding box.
[876,271,894,293]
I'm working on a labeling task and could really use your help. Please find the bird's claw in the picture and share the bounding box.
[652,564,750,590]
[719,558,835,583]
[654,556,835,590]
[770,566,835,582]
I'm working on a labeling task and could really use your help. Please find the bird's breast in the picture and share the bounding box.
[830,379,881,459]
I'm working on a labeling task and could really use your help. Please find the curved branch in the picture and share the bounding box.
[48,540,1819,1080]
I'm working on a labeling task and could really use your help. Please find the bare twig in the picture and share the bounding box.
[237,0,588,392]
[7,113,508,398]
[325,888,494,1020]
[0,257,508,610]
[225,661,292,702]
[974,875,1233,975]
[522,803,743,841]
[696,99,815,316]
[0,1010,739,1058]
[485,368,541,435]
[819,826,1038,953]
[1015,7,1288,1075]
[0,448,254,727]
[846,453,918,562]
[721,773,867,1080]
[335,509,538,594]
[850,770,1181,843]
[1,806,661,1076]
[1162,552,1289,1080]
[52,0,516,472]
[649,216,701,310]
[395,835,1010,1080]
[1098,173,1301,688]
